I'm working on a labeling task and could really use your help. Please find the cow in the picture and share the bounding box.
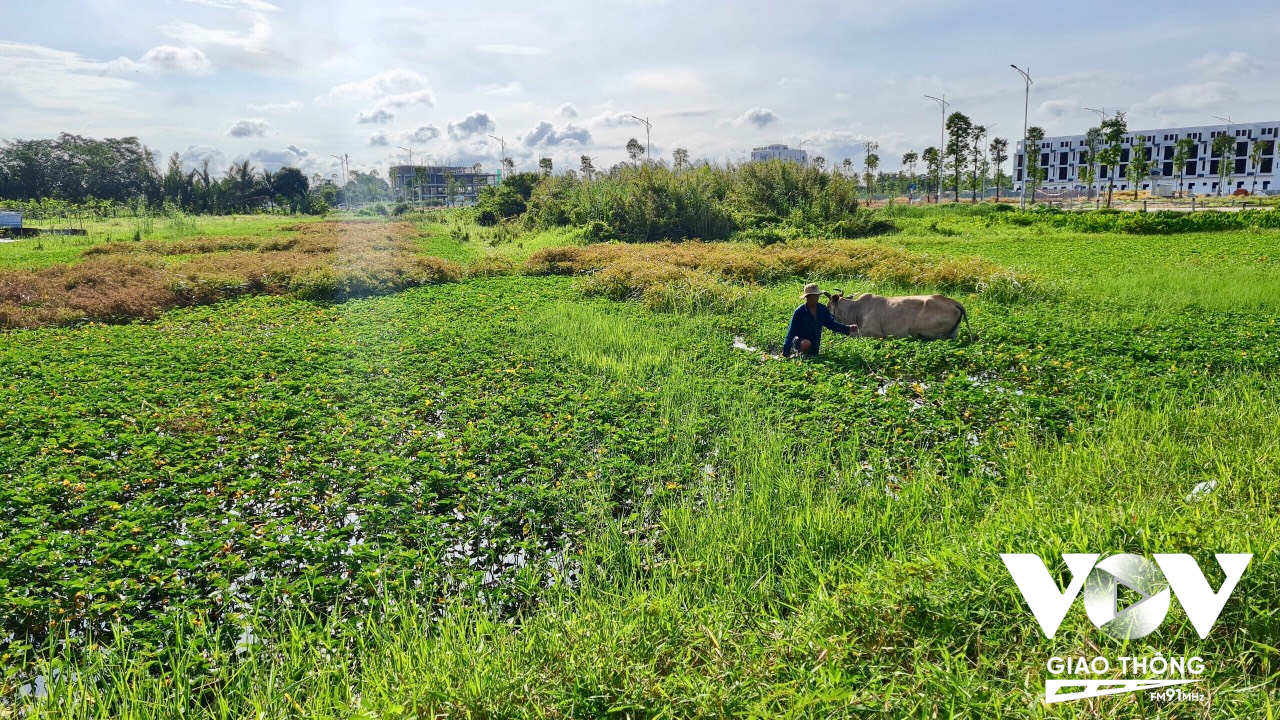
[824,289,973,342]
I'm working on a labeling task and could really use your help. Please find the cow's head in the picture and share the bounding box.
[825,289,844,307]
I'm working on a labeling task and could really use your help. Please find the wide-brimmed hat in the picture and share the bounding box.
[800,282,822,299]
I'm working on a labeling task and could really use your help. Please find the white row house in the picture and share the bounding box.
[750,144,809,164]
[1014,121,1279,196]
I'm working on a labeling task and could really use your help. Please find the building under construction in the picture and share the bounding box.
[388,165,497,205]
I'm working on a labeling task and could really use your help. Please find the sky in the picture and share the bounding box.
[2,0,1278,182]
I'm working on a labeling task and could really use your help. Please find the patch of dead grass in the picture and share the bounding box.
[0,221,460,329]
[524,240,1031,311]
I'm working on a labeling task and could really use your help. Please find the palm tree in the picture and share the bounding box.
[989,138,1008,202]
[1211,134,1235,196]
[1173,137,1195,199]
[901,151,919,201]
[1250,140,1272,196]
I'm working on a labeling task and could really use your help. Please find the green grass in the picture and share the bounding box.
[3,210,1280,717]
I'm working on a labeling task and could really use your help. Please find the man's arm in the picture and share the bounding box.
[821,306,855,335]
[782,307,801,357]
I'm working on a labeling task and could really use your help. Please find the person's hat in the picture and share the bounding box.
[800,282,822,298]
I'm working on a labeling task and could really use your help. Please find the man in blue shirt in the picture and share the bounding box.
[783,283,857,358]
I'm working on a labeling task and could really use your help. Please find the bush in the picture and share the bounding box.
[582,220,618,243]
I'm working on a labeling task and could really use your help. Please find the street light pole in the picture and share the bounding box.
[924,94,949,203]
[630,115,652,162]
[396,146,415,203]
[487,135,508,181]
[1011,65,1033,210]
[330,154,349,187]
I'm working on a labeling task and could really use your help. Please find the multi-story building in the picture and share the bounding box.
[1014,121,1279,196]
[750,144,808,164]
[389,165,497,205]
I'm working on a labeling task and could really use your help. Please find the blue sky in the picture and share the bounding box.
[3,0,1277,181]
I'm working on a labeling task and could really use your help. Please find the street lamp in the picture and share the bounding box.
[487,135,508,181]
[924,94,948,202]
[1011,64,1033,209]
[629,115,652,162]
[1084,107,1108,123]
[330,153,349,187]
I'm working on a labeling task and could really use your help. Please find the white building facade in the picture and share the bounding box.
[1014,121,1279,196]
[750,144,809,164]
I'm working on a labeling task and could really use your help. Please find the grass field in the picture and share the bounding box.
[2,207,1278,717]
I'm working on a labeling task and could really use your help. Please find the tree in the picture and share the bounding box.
[579,155,595,180]
[1251,139,1273,195]
[1096,114,1127,208]
[1172,137,1195,199]
[1211,133,1235,196]
[275,166,309,214]
[922,146,941,203]
[988,138,1008,202]
[968,125,987,203]
[840,157,854,178]
[626,138,644,165]
[501,157,515,179]
[945,112,973,202]
[1126,134,1153,200]
[901,151,919,201]
[1081,127,1103,200]
[538,157,553,176]
[812,156,827,172]
[1025,126,1046,204]
[672,147,689,171]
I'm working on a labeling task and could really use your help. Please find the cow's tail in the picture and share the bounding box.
[949,302,974,343]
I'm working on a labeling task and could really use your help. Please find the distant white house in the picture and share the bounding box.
[1014,120,1279,195]
[750,144,808,164]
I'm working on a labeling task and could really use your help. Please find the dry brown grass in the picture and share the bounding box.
[523,240,1031,311]
[0,222,461,329]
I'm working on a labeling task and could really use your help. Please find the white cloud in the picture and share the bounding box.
[1037,98,1078,118]
[475,44,545,56]
[228,117,270,137]
[180,145,228,176]
[368,130,390,146]
[724,107,778,128]
[248,100,302,113]
[1190,51,1263,80]
[162,1,277,55]
[1144,82,1236,112]
[319,69,436,110]
[402,124,441,143]
[356,108,395,124]
[248,144,318,173]
[482,81,523,97]
[381,90,436,109]
[0,41,136,112]
[520,121,591,147]
[628,67,707,94]
[557,103,579,119]
[587,110,638,128]
[99,45,214,75]
[448,112,496,139]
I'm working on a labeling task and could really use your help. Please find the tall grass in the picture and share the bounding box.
[492,161,886,243]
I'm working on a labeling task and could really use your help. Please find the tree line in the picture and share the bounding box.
[0,133,398,216]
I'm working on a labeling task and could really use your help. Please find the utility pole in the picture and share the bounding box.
[924,94,948,203]
[487,135,508,182]
[397,146,415,203]
[1011,65,1033,209]
[330,153,349,187]
[630,115,652,162]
